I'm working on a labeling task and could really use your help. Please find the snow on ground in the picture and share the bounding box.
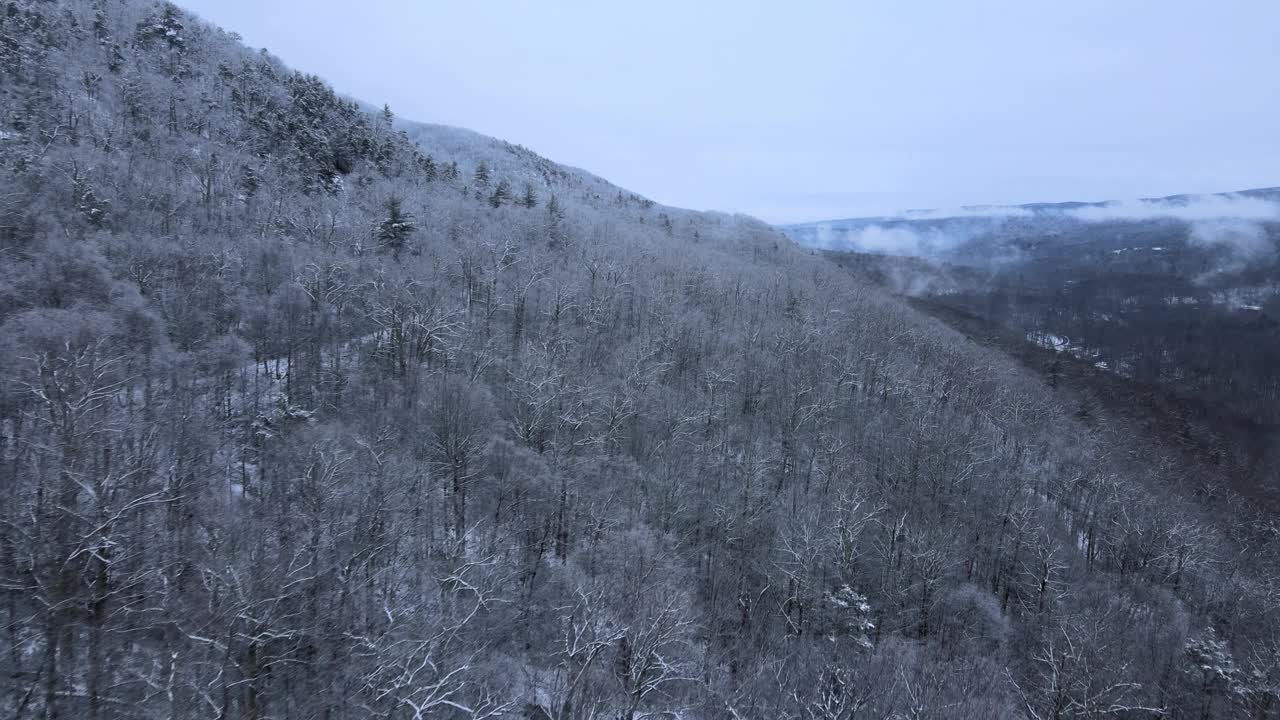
[1210,287,1273,312]
[1110,246,1168,255]
[1026,330,1133,378]
[1028,332,1071,352]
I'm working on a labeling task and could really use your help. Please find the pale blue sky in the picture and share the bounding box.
[182,0,1280,223]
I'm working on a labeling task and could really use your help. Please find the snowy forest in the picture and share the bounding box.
[0,1,1278,718]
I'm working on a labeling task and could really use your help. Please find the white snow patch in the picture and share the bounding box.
[1028,332,1071,352]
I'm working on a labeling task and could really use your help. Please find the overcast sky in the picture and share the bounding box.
[181,0,1280,223]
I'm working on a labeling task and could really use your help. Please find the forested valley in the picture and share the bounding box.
[1,2,1278,718]
[807,200,1280,518]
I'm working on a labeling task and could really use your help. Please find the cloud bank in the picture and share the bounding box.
[1066,194,1280,223]
[898,206,1035,221]
[811,224,963,256]
[802,193,1280,259]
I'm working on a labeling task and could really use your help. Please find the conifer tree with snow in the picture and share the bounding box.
[376,195,416,258]
[546,193,568,247]
[489,178,512,208]
[520,181,538,208]
[420,153,438,181]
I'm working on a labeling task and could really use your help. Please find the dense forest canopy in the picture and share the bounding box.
[0,1,1277,718]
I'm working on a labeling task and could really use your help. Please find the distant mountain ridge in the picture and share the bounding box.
[783,185,1280,230]
[779,186,1280,263]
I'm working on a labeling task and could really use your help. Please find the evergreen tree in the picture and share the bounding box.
[73,171,109,226]
[472,161,491,200]
[520,182,538,208]
[376,196,416,259]
[108,43,124,73]
[136,2,185,52]
[92,1,110,42]
[239,164,260,199]
[546,194,567,247]
[489,178,512,208]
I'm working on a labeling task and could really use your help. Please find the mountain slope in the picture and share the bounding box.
[398,120,636,205]
[0,2,1277,719]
